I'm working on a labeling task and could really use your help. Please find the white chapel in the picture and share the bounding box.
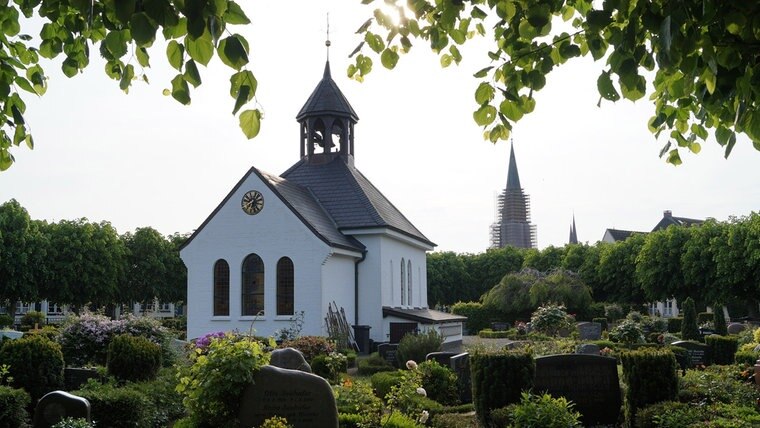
[180,61,464,350]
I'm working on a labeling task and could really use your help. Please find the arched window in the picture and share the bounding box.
[407,259,413,306]
[242,254,265,316]
[213,260,230,316]
[400,258,406,306]
[277,257,294,316]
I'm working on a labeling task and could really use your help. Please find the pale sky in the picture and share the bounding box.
[2,2,759,253]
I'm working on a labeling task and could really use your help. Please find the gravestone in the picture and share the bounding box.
[672,341,711,367]
[728,323,746,335]
[504,341,528,350]
[63,368,100,391]
[377,343,399,368]
[238,365,338,428]
[0,330,23,340]
[450,352,472,404]
[426,351,458,366]
[490,322,509,331]
[577,322,602,341]
[33,391,90,428]
[270,347,312,373]
[534,354,621,426]
[576,343,600,355]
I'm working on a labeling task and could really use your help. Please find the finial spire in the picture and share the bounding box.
[325,13,331,61]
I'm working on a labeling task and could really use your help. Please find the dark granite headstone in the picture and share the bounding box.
[64,368,100,391]
[238,365,338,428]
[578,322,602,341]
[426,351,458,366]
[33,391,90,428]
[270,347,312,372]
[728,323,746,335]
[377,343,399,368]
[450,352,471,404]
[672,341,711,367]
[534,354,621,426]
[576,343,600,355]
[490,322,509,331]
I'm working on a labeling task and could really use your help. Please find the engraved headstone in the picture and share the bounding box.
[270,347,312,373]
[577,322,602,341]
[534,354,621,426]
[238,365,338,428]
[450,352,471,404]
[672,341,711,367]
[576,343,600,355]
[490,322,509,331]
[33,391,90,428]
[377,343,399,368]
[728,323,746,335]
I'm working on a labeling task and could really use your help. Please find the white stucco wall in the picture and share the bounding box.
[181,170,335,339]
[322,253,357,331]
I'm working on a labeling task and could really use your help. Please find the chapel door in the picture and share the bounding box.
[389,322,418,343]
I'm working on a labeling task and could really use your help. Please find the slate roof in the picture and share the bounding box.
[382,307,467,324]
[281,158,435,247]
[604,228,641,242]
[506,142,522,190]
[296,61,359,122]
[652,214,704,231]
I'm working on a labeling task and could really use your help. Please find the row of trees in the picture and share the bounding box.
[429,213,760,315]
[0,199,186,308]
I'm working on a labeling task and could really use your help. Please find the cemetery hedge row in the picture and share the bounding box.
[705,335,739,365]
[470,349,534,426]
[0,385,29,428]
[621,348,679,425]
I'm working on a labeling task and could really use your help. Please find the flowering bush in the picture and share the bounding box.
[281,336,335,363]
[609,319,645,344]
[176,332,272,427]
[530,304,574,337]
[193,331,226,353]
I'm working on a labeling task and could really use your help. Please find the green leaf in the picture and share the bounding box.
[586,10,612,31]
[25,134,33,150]
[183,59,201,87]
[724,11,746,36]
[14,76,35,94]
[449,29,466,44]
[666,149,682,165]
[239,109,261,139]
[61,57,78,77]
[231,84,250,115]
[136,47,150,67]
[130,12,158,46]
[2,8,20,36]
[488,124,510,142]
[224,2,251,25]
[171,74,191,105]
[380,48,399,69]
[365,32,385,54]
[115,0,136,24]
[119,64,135,92]
[597,71,620,101]
[473,105,497,126]
[499,100,523,121]
[688,142,701,154]
[105,30,129,58]
[475,82,494,105]
[700,67,716,95]
[440,54,452,68]
[186,33,214,66]
[13,124,25,145]
[474,66,493,78]
[166,41,184,71]
[229,70,257,99]
[217,35,249,70]
[0,150,13,171]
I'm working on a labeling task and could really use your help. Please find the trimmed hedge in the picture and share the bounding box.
[705,335,738,365]
[471,349,534,427]
[713,305,727,336]
[0,334,64,403]
[357,353,395,376]
[667,317,683,334]
[478,329,514,339]
[418,360,459,406]
[107,334,162,383]
[735,349,760,366]
[0,385,30,428]
[697,312,714,325]
[370,370,403,399]
[74,383,152,428]
[620,348,679,425]
[681,298,701,341]
[592,317,608,331]
[451,301,495,334]
[337,413,363,428]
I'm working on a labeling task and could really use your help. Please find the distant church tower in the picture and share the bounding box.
[569,214,578,244]
[490,142,537,248]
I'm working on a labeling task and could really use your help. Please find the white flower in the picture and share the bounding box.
[416,387,427,397]
[406,360,418,370]
[418,410,429,423]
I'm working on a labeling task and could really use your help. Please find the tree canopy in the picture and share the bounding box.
[0,0,258,171]
[352,0,760,164]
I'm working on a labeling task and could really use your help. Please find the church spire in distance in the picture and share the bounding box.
[569,214,578,244]
[490,140,537,249]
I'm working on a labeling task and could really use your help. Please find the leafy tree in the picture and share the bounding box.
[597,233,646,305]
[463,246,524,301]
[122,227,185,308]
[426,251,470,305]
[522,246,564,272]
[529,269,592,319]
[0,199,44,303]
[681,220,726,304]
[577,242,605,301]
[636,225,693,303]
[481,268,539,321]
[353,1,760,163]
[714,214,760,318]
[37,218,126,307]
[0,0,259,171]
[680,297,700,341]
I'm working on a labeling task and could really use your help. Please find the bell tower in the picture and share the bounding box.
[296,61,359,165]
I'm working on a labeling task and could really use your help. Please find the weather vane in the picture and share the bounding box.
[326,13,331,61]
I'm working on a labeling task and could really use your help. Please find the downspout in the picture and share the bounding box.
[354,249,367,326]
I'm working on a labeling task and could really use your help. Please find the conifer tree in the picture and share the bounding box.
[680,297,700,341]
[713,303,727,336]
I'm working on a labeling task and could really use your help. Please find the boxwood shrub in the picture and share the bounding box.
[620,348,678,425]
[0,334,64,403]
[451,301,493,334]
[0,385,30,428]
[397,330,443,366]
[704,334,738,365]
[107,334,162,382]
[370,370,403,399]
[667,317,683,334]
[471,349,534,427]
[734,349,760,366]
[74,383,152,428]
[357,352,394,376]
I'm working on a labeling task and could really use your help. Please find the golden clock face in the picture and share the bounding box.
[241,190,264,215]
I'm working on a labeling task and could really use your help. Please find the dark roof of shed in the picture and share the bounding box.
[382,307,467,324]
[281,158,434,247]
[296,61,359,122]
[604,228,642,241]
